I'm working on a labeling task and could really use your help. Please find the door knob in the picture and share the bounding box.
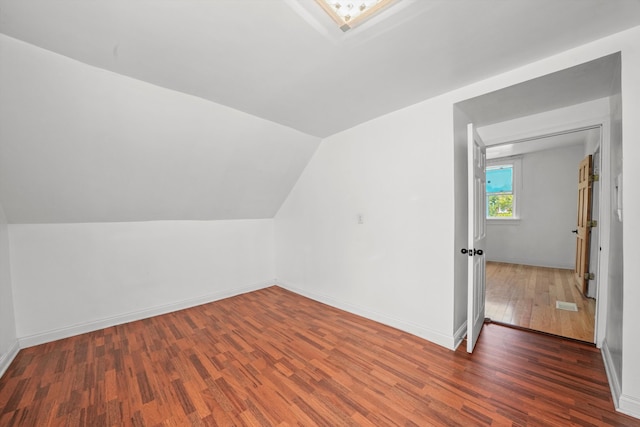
[461,248,483,256]
[571,229,578,234]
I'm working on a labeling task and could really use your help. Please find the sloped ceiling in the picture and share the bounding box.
[2,0,640,137]
[1,0,640,224]
[0,36,320,223]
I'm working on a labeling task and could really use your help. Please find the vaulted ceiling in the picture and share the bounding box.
[3,0,640,137]
[1,1,640,223]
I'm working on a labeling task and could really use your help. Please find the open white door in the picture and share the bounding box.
[467,123,487,353]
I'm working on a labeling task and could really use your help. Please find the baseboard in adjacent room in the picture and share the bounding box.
[485,258,574,270]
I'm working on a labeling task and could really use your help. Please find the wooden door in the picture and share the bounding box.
[467,123,486,353]
[574,155,592,295]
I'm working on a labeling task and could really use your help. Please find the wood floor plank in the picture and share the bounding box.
[0,286,635,426]
[486,261,596,342]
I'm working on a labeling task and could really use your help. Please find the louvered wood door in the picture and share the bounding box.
[574,155,592,295]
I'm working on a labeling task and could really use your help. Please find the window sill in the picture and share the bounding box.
[487,218,521,225]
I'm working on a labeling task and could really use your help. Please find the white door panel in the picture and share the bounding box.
[467,123,486,353]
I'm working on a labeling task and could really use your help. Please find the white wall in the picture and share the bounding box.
[275,25,640,418]
[0,35,320,224]
[2,20,639,420]
[9,219,275,347]
[605,91,624,402]
[275,99,458,349]
[612,24,640,416]
[478,98,611,144]
[486,144,585,269]
[0,203,18,376]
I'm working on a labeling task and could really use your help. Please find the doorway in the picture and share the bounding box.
[453,53,622,352]
[482,127,601,342]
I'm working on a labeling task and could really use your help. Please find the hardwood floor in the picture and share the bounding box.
[486,261,596,342]
[1,286,634,426]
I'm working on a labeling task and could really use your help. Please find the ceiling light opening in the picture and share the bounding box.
[315,0,399,32]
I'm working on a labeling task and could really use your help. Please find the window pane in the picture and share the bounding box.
[487,194,513,217]
[486,166,513,193]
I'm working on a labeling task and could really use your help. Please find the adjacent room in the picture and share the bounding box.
[456,57,618,344]
[2,1,640,425]
[483,130,599,342]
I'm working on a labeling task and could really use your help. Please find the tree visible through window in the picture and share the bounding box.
[486,165,514,218]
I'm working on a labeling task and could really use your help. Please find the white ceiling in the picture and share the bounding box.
[461,55,617,160]
[1,0,639,138]
[0,35,320,223]
[458,54,620,128]
[1,1,639,224]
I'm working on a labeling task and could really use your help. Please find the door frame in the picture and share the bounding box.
[477,118,611,346]
[588,146,601,299]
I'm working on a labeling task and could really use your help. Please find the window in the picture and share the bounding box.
[486,158,521,219]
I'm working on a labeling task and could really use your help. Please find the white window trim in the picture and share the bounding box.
[486,156,522,221]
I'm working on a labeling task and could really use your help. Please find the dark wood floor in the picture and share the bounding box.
[0,286,636,426]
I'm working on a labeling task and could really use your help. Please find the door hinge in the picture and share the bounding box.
[589,174,599,182]
[586,273,595,280]
[587,220,598,228]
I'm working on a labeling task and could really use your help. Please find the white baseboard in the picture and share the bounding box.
[276,282,457,350]
[453,321,467,351]
[601,339,622,408]
[0,340,20,379]
[19,280,275,348]
[619,394,640,419]
[486,257,573,270]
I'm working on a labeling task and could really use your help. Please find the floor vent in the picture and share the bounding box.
[556,301,578,312]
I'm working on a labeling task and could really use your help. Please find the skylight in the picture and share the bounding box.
[315,0,398,32]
